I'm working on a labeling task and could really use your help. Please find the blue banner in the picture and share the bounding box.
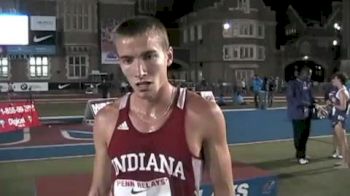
[6,45,56,55]
[200,175,278,196]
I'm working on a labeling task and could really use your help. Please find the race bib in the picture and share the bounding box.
[113,177,171,196]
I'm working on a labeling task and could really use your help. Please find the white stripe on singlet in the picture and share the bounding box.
[192,158,203,193]
[177,88,187,109]
[118,93,130,110]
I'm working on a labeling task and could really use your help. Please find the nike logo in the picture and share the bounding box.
[58,84,70,89]
[33,34,53,43]
[131,188,147,194]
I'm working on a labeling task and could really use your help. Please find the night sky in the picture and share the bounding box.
[156,0,342,46]
[265,0,341,46]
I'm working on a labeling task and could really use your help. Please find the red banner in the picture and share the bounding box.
[0,101,40,133]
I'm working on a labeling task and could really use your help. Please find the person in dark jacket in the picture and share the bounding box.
[286,66,315,165]
[100,79,111,98]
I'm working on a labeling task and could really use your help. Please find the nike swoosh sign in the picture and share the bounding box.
[33,34,53,43]
[58,84,70,89]
[131,188,147,194]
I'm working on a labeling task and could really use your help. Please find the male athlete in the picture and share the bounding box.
[329,72,350,168]
[88,16,234,196]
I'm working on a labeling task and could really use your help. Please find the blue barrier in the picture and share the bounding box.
[0,144,94,161]
[224,108,340,144]
[0,130,24,144]
[0,108,345,162]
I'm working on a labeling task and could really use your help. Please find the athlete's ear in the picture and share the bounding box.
[166,46,173,67]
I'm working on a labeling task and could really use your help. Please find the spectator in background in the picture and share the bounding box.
[286,66,315,165]
[234,91,247,105]
[217,93,226,106]
[7,82,14,93]
[120,81,128,94]
[274,76,280,92]
[268,77,276,107]
[259,77,268,110]
[346,78,350,92]
[99,79,111,98]
[252,75,262,108]
[7,82,14,100]
[241,79,247,95]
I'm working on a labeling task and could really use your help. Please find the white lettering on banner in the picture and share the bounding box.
[16,106,24,113]
[0,104,35,115]
[198,183,249,196]
[8,117,26,127]
[0,82,48,92]
[235,183,249,196]
[23,104,35,112]
[0,107,16,115]
[91,101,113,116]
[200,91,216,102]
[0,102,40,132]
[30,16,56,31]
[111,153,185,180]
[0,120,5,127]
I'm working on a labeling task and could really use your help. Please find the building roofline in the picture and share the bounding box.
[324,7,341,28]
[287,5,306,28]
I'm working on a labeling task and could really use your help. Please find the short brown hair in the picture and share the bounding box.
[113,15,169,50]
[332,72,348,85]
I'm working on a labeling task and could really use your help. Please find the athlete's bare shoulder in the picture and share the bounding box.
[93,96,126,145]
[95,100,119,124]
[185,91,224,133]
[186,90,222,118]
[184,90,226,158]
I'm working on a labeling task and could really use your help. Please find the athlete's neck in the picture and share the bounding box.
[130,84,176,119]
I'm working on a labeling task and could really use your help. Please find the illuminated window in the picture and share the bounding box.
[28,56,49,78]
[223,20,265,39]
[0,57,9,78]
[223,45,265,61]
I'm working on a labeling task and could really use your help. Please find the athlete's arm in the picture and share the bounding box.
[89,105,117,196]
[202,102,234,195]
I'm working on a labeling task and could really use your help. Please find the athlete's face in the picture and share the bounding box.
[331,76,340,87]
[115,31,173,98]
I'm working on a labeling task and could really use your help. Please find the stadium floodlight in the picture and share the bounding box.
[223,22,231,30]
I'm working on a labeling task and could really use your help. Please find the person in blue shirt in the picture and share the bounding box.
[234,91,246,105]
[286,66,315,165]
[252,75,262,108]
